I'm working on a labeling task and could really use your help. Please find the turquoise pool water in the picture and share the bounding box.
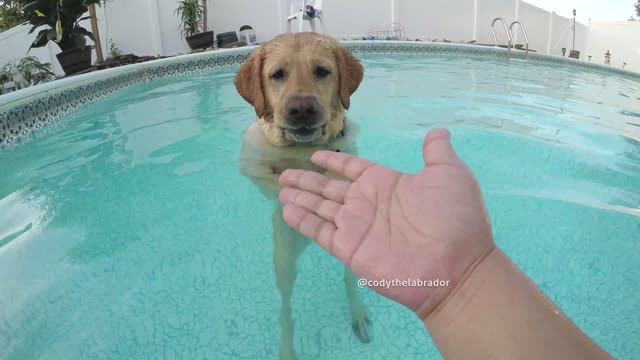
[1,54,639,359]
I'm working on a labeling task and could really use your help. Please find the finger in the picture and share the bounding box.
[279,188,341,223]
[279,169,350,203]
[282,203,336,252]
[422,128,462,167]
[310,151,376,182]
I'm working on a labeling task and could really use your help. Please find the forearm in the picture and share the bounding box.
[423,247,613,360]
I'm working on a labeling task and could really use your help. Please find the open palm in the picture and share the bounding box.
[278,129,495,317]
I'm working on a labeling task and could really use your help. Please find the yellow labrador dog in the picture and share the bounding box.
[234,32,368,359]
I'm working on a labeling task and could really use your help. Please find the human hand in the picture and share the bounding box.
[278,129,495,319]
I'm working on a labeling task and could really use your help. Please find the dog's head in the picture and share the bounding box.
[234,32,363,146]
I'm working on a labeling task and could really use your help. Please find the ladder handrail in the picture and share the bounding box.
[491,17,513,60]
[510,21,530,60]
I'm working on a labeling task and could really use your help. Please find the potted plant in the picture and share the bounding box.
[0,56,57,93]
[24,0,101,75]
[175,0,213,51]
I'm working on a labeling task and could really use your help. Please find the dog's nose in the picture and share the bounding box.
[285,96,320,125]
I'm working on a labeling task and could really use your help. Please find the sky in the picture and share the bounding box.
[525,0,637,22]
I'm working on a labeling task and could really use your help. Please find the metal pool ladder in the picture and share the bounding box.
[509,21,530,60]
[491,18,513,60]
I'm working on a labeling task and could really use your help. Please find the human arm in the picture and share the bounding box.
[278,128,613,359]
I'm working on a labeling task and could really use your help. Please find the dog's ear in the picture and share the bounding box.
[234,48,266,118]
[335,46,364,110]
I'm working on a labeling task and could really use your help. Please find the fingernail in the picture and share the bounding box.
[311,151,326,162]
[430,128,451,140]
[279,170,290,184]
[424,128,451,148]
[278,188,291,203]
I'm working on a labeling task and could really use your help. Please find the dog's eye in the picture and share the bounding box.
[271,69,285,80]
[314,66,330,78]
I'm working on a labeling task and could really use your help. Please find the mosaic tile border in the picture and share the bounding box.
[342,41,640,80]
[1,41,638,149]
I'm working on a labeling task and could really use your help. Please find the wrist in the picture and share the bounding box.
[421,247,509,358]
[415,246,497,322]
[420,246,499,325]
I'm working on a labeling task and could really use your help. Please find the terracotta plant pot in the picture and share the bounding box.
[56,46,92,75]
[186,31,214,50]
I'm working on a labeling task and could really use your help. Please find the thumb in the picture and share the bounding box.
[422,128,461,166]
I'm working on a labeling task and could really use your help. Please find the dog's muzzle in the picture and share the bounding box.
[282,96,324,143]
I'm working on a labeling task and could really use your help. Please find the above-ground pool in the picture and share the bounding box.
[1,42,639,359]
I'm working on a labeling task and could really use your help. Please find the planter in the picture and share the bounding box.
[186,31,214,50]
[56,46,93,75]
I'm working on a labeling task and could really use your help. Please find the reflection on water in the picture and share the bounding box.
[0,56,639,360]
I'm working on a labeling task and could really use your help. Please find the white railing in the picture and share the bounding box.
[0,0,636,74]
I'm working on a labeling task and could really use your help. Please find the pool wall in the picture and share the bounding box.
[1,41,639,149]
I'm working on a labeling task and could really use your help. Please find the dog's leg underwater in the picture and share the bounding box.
[272,205,309,360]
[344,268,371,342]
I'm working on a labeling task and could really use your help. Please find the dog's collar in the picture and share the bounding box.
[327,119,347,152]
[328,119,347,143]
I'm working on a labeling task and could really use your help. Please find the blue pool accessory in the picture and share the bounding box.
[305,1,322,18]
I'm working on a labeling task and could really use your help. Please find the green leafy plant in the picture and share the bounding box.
[108,38,121,58]
[17,56,57,84]
[0,0,30,32]
[0,67,11,85]
[175,0,203,37]
[24,0,101,52]
[0,56,57,87]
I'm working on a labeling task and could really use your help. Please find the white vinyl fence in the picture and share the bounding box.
[0,0,636,76]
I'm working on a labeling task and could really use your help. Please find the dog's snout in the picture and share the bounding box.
[282,95,323,141]
[285,96,320,124]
